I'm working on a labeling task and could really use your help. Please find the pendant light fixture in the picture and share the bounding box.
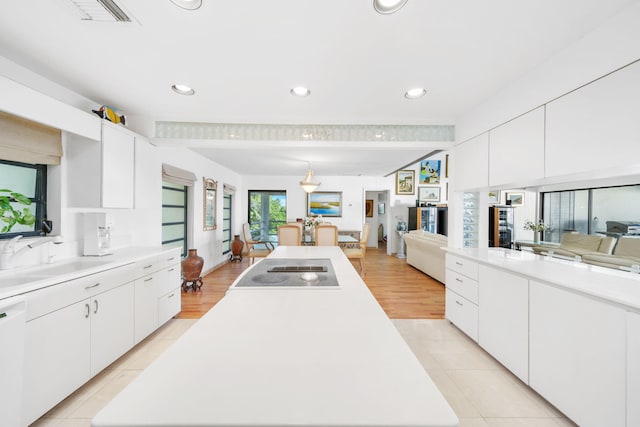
[300,163,320,193]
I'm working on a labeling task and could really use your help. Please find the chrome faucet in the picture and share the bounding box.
[0,235,64,270]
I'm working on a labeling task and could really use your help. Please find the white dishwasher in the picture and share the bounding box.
[0,295,26,427]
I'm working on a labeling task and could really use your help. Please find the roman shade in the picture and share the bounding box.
[0,111,62,165]
[162,163,196,186]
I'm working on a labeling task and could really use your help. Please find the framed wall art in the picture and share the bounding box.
[365,199,374,217]
[505,191,524,207]
[395,170,415,195]
[307,191,342,217]
[203,177,217,230]
[419,160,441,184]
[488,191,501,204]
[418,186,441,203]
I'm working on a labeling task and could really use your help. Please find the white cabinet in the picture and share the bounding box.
[134,271,160,343]
[478,265,529,383]
[66,121,135,208]
[488,107,545,187]
[91,282,135,375]
[21,265,135,425]
[445,255,479,341]
[545,60,640,178]
[158,250,182,325]
[529,280,626,427]
[453,133,489,191]
[628,310,640,427]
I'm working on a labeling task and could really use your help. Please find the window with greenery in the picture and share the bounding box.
[162,181,188,256]
[222,192,232,254]
[248,190,287,241]
[542,184,640,242]
[0,159,47,239]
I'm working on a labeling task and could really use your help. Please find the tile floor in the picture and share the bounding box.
[31,319,577,427]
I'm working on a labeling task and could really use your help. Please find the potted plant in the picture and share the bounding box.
[523,219,552,243]
[0,189,36,233]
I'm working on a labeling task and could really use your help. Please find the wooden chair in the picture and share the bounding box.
[242,223,274,264]
[277,224,302,246]
[343,223,370,276]
[314,224,338,246]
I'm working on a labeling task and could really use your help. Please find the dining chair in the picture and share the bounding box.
[242,223,274,264]
[314,224,339,246]
[277,224,302,246]
[343,223,370,276]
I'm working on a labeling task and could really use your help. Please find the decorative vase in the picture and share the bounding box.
[231,235,244,257]
[533,232,540,243]
[181,248,204,281]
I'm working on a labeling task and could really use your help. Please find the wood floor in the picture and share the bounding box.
[176,246,445,319]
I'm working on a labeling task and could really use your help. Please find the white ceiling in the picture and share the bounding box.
[0,0,635,176]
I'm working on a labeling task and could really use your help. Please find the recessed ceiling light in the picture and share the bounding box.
[169,0,202,10]
[171,84,195,95]
[290,86,311,97]
[404,87,426,99]
[373,0,408,14]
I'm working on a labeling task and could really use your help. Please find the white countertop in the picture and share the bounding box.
[0,246,176,301]
[444,247,640,312]
[91,246,458,427]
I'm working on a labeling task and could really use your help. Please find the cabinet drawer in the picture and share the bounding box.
[446,269,478,304]
[135,255,159,278]
[159,248,181,269]
[25,265,134,321]
[159,287,181,325]
[446,255,478,280]
[445,289,478,342]
[159,264,181,296]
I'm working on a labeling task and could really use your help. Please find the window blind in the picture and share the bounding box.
[0,111,62,165]
[162,163,196,186]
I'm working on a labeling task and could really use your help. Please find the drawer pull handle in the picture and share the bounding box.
[456,300,463,306]
[455,278,463,283]
[144,264,153,269]
[167,257,175,261]
[85,303,90,318]
[455,261,463,266]
[94,300,99,314]
[85,283,101,290]
[168,268,175,272]
[144,277,153,282]
[168,293,175,298]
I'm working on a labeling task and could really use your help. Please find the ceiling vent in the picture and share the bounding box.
[66,0,132,22]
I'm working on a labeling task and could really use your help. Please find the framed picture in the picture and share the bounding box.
[445,154,449,178]
[488,190,501,204]
[419,160,441,184]
[505,191,524,207]
[307,191,342,217]
[378,203,385,214]
[203,177,217,231]
[418,186,440,203]
[365,199,374,217]
[395,170,415,195]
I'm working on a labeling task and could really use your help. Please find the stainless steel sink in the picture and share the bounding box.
[235,258,339,288]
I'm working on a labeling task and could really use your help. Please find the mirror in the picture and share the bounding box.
[203,177,217,231]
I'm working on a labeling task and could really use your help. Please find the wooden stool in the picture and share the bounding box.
[181,277,202,292]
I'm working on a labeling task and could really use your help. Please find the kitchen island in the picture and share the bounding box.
[92,246,458,427]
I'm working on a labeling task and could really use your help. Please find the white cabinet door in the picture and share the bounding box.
[22,299,91,426]
[101,123,135,208]
[545,61,640,178]
[134,273,159,344]
[453,133,489,191]
[159,262,181,297]
[628,310,640,427]
[489,107,545,187]
[90,282,135,376]
[445,289,478,342]
[529,280,626,427]
[159,287,181,326]
[478,265,529,383]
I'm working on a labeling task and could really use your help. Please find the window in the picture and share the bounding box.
[222,192,232,254]
[162,181,188,256]
[248,190,287,241]
[542,184,640,242]
[0,159,47,239]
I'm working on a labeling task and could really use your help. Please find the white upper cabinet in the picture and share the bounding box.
[545,60,640,178]
[489,107,545,187]
[67,121,135,208]
[454,132,489,191]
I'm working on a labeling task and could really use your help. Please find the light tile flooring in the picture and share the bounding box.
[31,319,577,427]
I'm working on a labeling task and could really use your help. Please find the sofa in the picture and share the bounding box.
[530,233,616,258]
[403,230,448,283]
[581,237,640,269]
